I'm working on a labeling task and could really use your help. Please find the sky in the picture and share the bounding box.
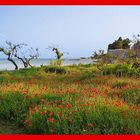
[0,6,140,58]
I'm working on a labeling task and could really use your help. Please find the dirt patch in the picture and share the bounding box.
[0,120,25,134]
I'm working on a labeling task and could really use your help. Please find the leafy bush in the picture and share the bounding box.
[100,63,140,78]
[49,59,62,66]
[78,63,92,67]
[45,66,67,74]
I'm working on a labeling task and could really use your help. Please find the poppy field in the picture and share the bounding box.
[0,65,140,134]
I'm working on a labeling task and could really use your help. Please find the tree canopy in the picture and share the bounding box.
[108,37,131,50]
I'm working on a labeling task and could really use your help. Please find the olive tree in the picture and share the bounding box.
[52,47,63,65]
[14,46,39,68]
[47,45,69,66]
[0,41,39,70]
[0,41,25,70]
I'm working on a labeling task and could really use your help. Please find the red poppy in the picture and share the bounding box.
[49,112,53,117]
[47,118,54,123]
[24,119,29,124]
[87,123,93,127]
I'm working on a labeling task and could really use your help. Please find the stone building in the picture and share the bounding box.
[108,49,129,59]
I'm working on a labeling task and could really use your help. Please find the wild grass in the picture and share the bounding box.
[0,64,139,134]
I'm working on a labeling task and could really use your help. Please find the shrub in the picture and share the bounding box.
[100,63,140,78]
[49,59,62,66]
[45,66,66,74]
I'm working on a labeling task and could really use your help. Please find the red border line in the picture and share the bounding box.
[0,1,140,139]
[0,135,140,140]
[0,0,140,5]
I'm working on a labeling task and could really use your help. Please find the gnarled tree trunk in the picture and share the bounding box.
[8,57,18,70]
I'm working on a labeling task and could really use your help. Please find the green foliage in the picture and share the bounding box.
[22,96,140,134]
[100,63,140,78]
[49,59,62,66]
[0,65,140,134]
[0,92,28,125]
[77,63,92,67]
[107,89,140,105]
[132,62,140,69]
[112,81,128,89]
[45,66,67,74]
[92,50,117,65]
[51,47,64,66]
[108,37,131,50]
[92,50,104,59]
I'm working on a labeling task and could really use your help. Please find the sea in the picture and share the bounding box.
[0,58,94,71]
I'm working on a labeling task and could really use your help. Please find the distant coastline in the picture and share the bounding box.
[0,57,90,60]
[0,58,93,71]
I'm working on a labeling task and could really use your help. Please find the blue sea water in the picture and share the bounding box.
[0,58,93,71]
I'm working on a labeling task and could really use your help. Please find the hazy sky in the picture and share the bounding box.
[0,6,140,58]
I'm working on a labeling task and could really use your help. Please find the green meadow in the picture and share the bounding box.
[0,64,139,134]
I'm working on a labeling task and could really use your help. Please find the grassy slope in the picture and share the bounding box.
[0,64,139,134]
